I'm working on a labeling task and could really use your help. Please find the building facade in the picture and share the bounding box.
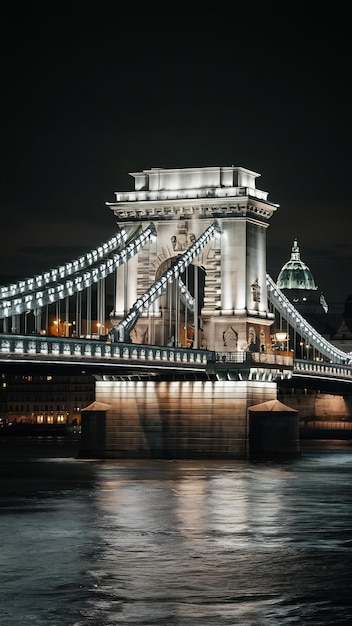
[0,371,95,430]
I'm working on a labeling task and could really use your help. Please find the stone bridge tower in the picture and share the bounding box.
[107,165,279,353]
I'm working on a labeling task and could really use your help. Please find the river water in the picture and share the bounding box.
[1,438,352,626]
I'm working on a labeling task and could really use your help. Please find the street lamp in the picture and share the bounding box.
[300,341,304,359]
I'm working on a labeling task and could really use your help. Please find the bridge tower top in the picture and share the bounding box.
[107,165,279,211]
[130,165,261,192]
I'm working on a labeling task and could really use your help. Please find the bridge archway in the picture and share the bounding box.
[152,257,206,348]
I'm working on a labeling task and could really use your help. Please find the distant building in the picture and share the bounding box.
[0,372,95,428]
[330,294,352,354]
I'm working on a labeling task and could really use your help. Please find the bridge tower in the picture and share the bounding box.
[79,165,295,460]
[107,165,279,353]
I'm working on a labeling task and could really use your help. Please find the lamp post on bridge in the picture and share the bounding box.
[97,322,105,338]
[300,341,304,359]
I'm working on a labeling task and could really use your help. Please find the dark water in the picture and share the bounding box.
[1,438,352,625]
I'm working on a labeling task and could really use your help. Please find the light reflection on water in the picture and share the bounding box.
[0,439,352,625]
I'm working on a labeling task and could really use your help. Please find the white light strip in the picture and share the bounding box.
[0,228,129,300]
[0,224,156,318]
[266,273,351,365]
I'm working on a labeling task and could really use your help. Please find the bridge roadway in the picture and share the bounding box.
[1,333,351,393]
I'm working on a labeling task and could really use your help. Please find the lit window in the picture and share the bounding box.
[37,415,44,423]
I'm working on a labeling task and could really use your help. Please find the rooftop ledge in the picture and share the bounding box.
[107,186,272,205]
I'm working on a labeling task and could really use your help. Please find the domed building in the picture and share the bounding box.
[277,239,328,315]
[274,239,341,346]
[276,241,351,354]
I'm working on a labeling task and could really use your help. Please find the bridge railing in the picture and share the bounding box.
[1,334,351,383]
[0,334,212,367]
[215,351,294,367]
[0,335,293,367]
[294,359,352,381]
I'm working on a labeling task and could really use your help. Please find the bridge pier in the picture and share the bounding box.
[79,377,280,460]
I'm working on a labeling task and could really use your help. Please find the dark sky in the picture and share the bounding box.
[1,4,351,314]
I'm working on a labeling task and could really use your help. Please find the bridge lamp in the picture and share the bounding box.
[300,341,304,359]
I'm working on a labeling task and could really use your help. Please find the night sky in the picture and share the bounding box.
[1,4,351,314]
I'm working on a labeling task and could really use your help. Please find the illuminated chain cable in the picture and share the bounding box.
[0,224,156,319]
[266,273,351,365]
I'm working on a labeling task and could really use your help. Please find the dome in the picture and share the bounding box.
[277,239,317,291]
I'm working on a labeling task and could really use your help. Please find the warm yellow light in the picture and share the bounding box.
[275,332,287,342]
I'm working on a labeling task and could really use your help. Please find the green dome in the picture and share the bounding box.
[277,239,317,290]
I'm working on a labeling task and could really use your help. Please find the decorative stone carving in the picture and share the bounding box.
[251,278,261,302]
[171,221,196,252]
[222,326,238,349]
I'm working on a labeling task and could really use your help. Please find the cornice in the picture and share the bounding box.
[108,197,277,222]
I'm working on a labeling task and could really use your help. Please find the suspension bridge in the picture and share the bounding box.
[1,165,351,458]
